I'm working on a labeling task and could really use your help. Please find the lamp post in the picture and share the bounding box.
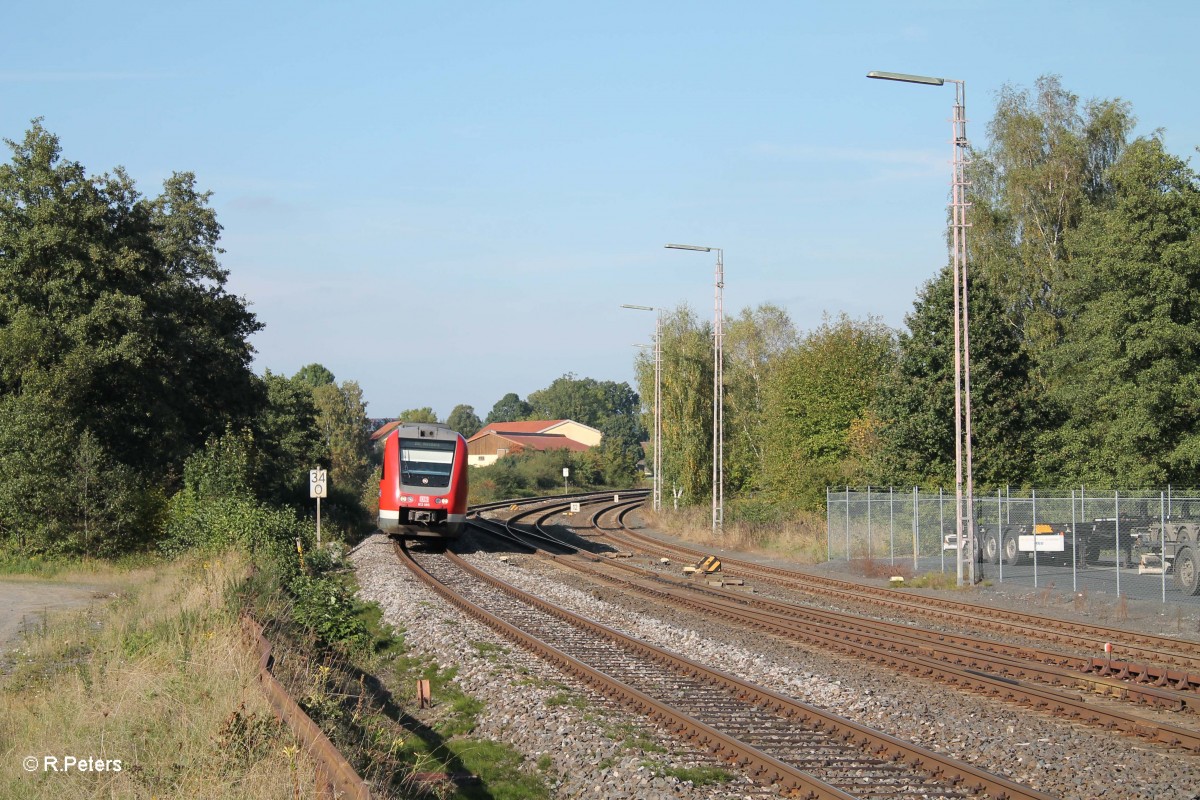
[621,304,663,513]
[664,243,724,534]
[867,69,975,586]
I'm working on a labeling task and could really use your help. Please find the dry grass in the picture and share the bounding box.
[639,506,828,563]
[0,554,317,799]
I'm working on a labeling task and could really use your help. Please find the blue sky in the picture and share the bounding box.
[4,1,1198,419]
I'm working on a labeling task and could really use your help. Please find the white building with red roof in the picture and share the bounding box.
[466,419,602,467]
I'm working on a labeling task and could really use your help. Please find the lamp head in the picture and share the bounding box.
[867,70,945,86]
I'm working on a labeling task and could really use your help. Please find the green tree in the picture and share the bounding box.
[141,171,264,466]
[597,414,643,487]
[635,306,712,507]
[293,363,336,388]
[161,429,304,555]
[761,314,895,509]
[0,392,74,551]
[446,404,483,437]
[871,268,1041,490]
[485,392,532,424]
[526,374,639,428]
[0,123,262,477]
[0,122,260,552]
[722,304,798,495]
[312,380,373,508]
[253,370,324,505]
[398,407,439,424]
[969,76,1134,364]
[1041,137,1200,485]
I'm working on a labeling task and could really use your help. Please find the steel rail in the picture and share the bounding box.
[600,502,1200,696]
[482,492,1200,711]
[602,519,1200,673]
[242,615,372,800]
[589,498,647,531]
[395,540,1055,800]
[395,543,855,799]
[577,503,1200,720]
[469,489,649,517]
[472,492,642,553]
[578,547,1200,708]
[548,554,1200,751]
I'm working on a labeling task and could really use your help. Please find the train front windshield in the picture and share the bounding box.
[399,438,456,489]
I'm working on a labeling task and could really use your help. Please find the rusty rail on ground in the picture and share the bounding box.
[242,615,372,800]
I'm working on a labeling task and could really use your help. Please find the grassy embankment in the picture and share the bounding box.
[1,545,552,800]
[638,500,964,588]
[639,505,828,563]
[0,554,315,799]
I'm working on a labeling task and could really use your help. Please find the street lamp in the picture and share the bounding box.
[664,243,724,534]
[867,69,975,586]
[621,304,663,513]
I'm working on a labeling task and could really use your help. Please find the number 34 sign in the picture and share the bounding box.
[309,469,328,498]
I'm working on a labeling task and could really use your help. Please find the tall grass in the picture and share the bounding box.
[0,551,161,579]
[0,555,314,799]
[640,505,827,563]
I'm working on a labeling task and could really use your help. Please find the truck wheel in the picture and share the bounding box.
[983,533,1000,564]
[1177,548,1200,596]
[1118,547,1132,569]
[1003,534,1024,566]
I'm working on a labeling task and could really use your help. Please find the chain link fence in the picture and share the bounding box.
[826,487,1200,605]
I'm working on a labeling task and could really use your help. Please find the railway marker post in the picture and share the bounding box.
[310,468,328,546]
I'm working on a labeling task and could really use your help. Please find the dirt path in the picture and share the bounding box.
[0,579,110,657]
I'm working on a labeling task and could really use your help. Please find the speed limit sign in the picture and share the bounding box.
[309,469,328,498]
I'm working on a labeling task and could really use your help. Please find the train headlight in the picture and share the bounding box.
[401,495,414,504]
[438,497,449,505]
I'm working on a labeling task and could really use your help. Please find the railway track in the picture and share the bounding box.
[469,496,1200,750]
[395,539,1053,800]
[599,506,1200,679]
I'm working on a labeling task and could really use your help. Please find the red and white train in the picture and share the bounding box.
[378,422,469,542]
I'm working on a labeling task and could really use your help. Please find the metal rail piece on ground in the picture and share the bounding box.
[242,615,372,800]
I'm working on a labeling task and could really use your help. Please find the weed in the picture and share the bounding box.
[642,760,733,786]
[445,739,548,800]
[604,721,666,752]
[214,702,286,766]
[664,764,734,785]
[469,640,507,660]
[640,506,827,563]
[545,690,588,709]
[904,571,960,590]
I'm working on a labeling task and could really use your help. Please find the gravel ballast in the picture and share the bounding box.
[351,534,767,799]
[354,530,1200,799]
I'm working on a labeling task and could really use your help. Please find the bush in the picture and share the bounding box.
[288,573,370,653]
[162,491,305,556]
[161,429,308,556]
[469,449,612,504]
